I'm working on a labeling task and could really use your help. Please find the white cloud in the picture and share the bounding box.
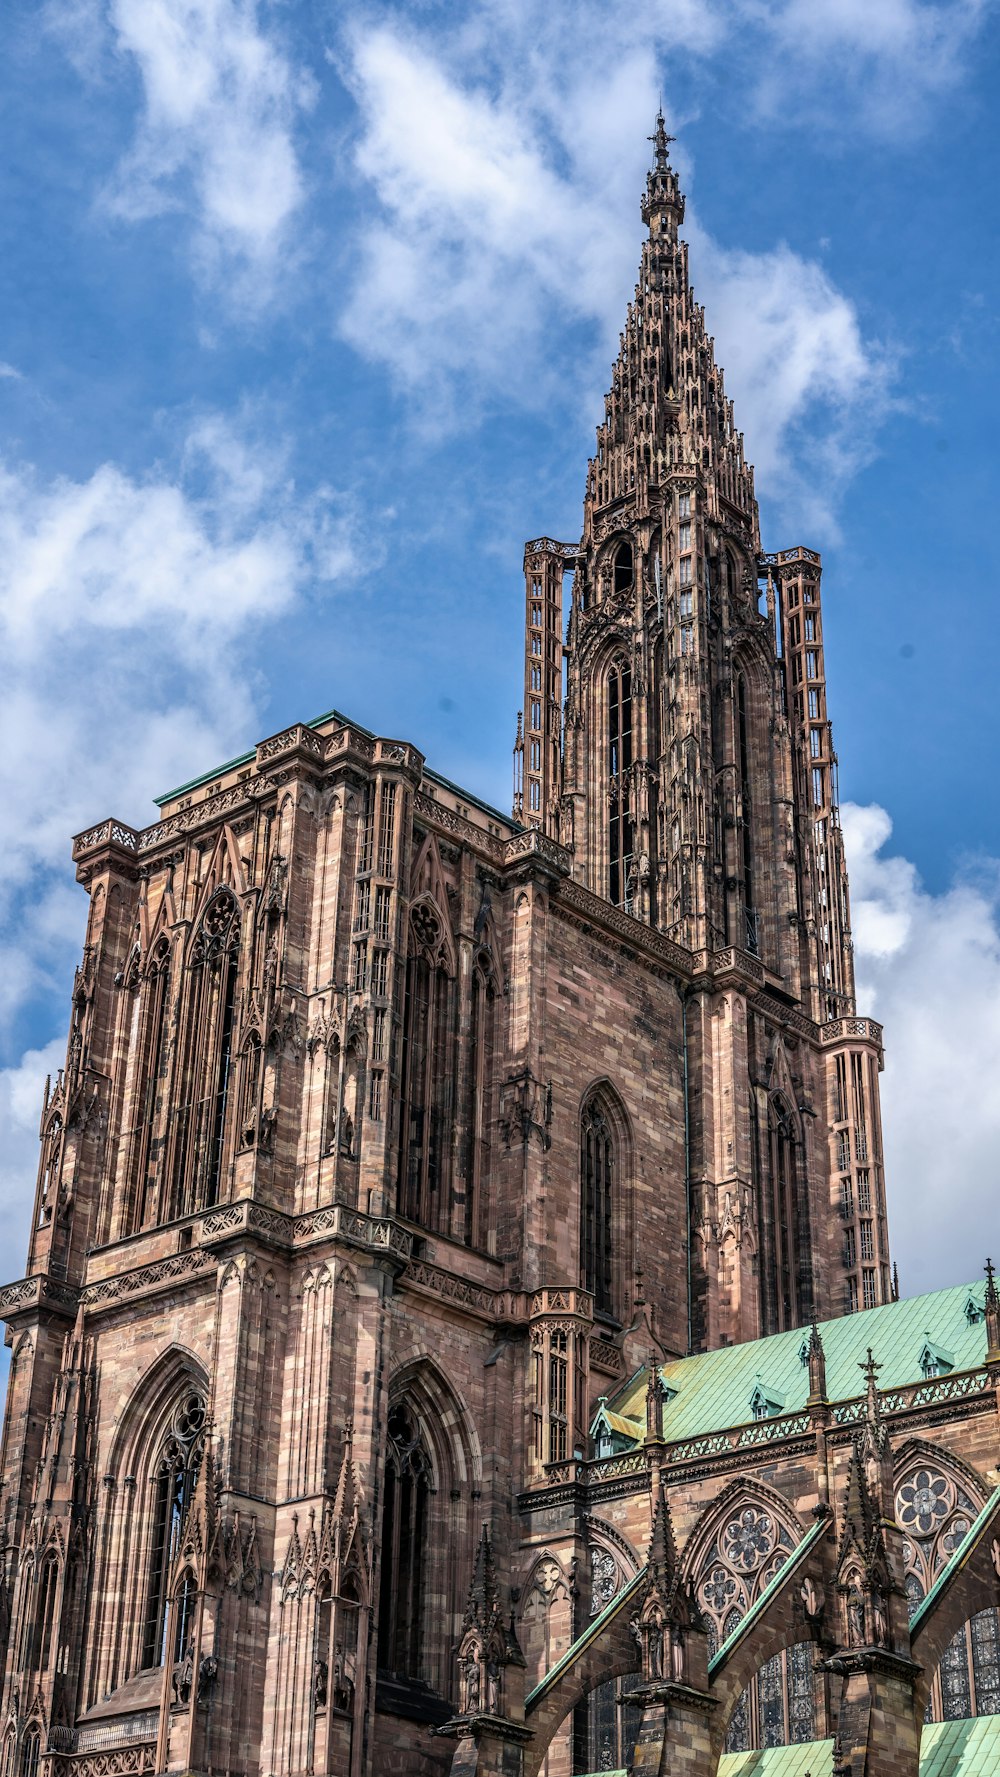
[0,415,362,1031]
[49,0,312,290]
[0,363,22,381]
[842,803,1000,1297]
[0,1038,66,1281]
[744,0,989,131]
[685,227,895,536]
[339,16,894,531]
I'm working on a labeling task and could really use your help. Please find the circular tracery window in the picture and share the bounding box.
[722,1508,775,1572]
[896,1468,954,1537]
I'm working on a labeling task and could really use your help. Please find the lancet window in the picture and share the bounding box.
[141,1389,206,1669]
[33,1553,59,1674]
[125,937,171,1233]
[580,1094,616,1317]
[18,1729,39,1777]
[612,539,634,596]
[767,1096,801,1331]
[607,658,634,909]
[895,1459,1000,1720]
[735,672,757,954]
[465,950,497,1247]
[170,889,241,1218]
[397,904,455,1231]
[376,1404,431,1682]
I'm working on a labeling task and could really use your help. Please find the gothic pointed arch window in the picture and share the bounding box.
[33,1551,59,1673]
[613,539,634,596]
[607,658,635,909]
[688,1489,815,1752]
[18,1728,39,1777]
[465,947,498,1248]
[36,1115,62,1228]
[580,1087,629,1320]
[171,888,241,1217]
[766,1095,802,1332]
[125,936,171,1234]
[236,1031,262,1151]
[141,1388,206,1669]
[735,669,757,954]
[397,902,456,1231]
[376,1403,432,1682]
[895,1455,1000,1720]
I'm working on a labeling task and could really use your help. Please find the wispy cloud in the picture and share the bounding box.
[0,413,362,1033]
[339,12,896,532]
[741,0,990,133]
[843,802,1000,1296]
[49,0,313,294]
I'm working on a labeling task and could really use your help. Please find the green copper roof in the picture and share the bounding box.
[718,1743,834,1777]
[715,1721,1000,1777]
[919,1716,1000,1774]
[604,1280,991,1447]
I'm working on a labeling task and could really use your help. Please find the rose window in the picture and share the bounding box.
[722,1509,775,1572]
[896,1469,953,1536]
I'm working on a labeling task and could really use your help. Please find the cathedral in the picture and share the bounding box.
[2,117,999,1777]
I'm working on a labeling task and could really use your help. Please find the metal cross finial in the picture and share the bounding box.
[648,111,675,170]
[861,1346,882,1385]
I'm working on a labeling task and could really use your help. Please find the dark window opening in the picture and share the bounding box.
[613,540,634,596]
[581,1098,615,1316]
[377,1404,431,1682]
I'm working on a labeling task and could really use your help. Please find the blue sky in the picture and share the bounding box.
[1,0,999,1304]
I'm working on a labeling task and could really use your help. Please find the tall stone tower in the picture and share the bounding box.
[515,115,888,1337]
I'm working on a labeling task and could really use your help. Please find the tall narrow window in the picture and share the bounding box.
[397,907,455,1230]
[580,1096,615,1317]
[736,674,756,953]
[171,890,240,1219]
[766,1097,800,1331]
[465,958,496,1248]
[34,1556,59,1673]
[608,660,634,909]
[18,1730,39,1777]
[377,1404,431,1681]
[126,939,171,1234]
[612,540,634,596]
[142,1390,206,1669]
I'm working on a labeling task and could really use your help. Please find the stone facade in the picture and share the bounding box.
[1,118,997,1777]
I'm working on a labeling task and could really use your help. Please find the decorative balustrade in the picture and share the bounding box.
[821,1016,883,1047]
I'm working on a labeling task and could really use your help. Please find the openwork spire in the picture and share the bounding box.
[585,112,757,542]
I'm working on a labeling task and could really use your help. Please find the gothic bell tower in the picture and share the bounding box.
[515,117,889,1338]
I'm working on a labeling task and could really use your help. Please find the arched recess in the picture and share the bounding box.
[728,641,775,962]
[396,893,457,1232]
[376,1358,482,1699]
[84,1347,209,1707]
[580,1523,644,1773]
[519,1553,573,1689]
[762,1089,809,1334]
[523,1579,641,1777]
[682,1478,820,1754]
[578,1080,633,1323]
[893,1440,1000,1724]
[167,885,242,1220]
